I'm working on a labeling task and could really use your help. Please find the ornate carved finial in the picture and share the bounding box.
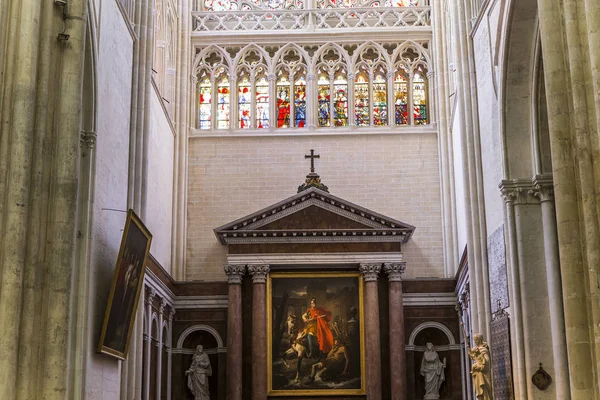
[248,264,270,284]
[298,149,329,193]
[224,264,246,284]
[359,263,382,282]
[383,262,406,281]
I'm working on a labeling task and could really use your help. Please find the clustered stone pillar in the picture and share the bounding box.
[248,265,270,400]
[384,262,407,400]
[224,264,246,400]
[359,263,382,400]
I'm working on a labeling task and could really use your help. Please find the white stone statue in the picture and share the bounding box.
[420,342,446,399]
[186,345,212,400]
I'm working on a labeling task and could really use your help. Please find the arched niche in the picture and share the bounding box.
[407,322,459,400]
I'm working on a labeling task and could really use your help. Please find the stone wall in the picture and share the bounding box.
[186,133,445,281]
[85,0,135,397]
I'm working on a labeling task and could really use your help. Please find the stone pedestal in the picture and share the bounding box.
[360,263,382,400]
[248,265,270,400]
[224,265,245,400]
[384,262,407,400]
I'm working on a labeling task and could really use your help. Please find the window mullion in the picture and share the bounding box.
[408,72,414,125]
[329,72,335,127]
[368,70,374,127]
[289,74,295,128]
[210,76,217,130]
[348,72,355,127]
[250,74,257,129]
[387,70,394,127]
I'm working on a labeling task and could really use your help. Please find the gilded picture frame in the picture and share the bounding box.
[98,209,152,360]
[267,272,366,396]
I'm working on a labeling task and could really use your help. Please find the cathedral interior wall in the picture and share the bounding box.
[186,133,444,281]
[146,91,175,273]
[85,0,135,396]
[451,105,468,255]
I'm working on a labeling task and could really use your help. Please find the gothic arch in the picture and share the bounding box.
[311,42,352,71]
[232,43,273,73]
[193,45,232,76]
[408,321,456,346]
[176,324,225,349]
[272,43,312,75]
[499,0,539,178]
[351,41,392,70]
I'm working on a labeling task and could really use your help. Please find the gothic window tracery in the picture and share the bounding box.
[194,41,431,131]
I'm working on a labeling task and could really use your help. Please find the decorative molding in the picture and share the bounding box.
[171,347,227,355]
[226,252,403,266]
[405,344,462,351]
[144,268,175,307]
[359,263,381,282]
[383,262,406,281]
[224,264,246,284]
[248,264,270,283]
[402,293,457,307]
[499,179,537,205]
[408,321,456,346]
[176,324,225,348]
[191,7,432,35]
[173,295,228,309]
[189,125,437,138]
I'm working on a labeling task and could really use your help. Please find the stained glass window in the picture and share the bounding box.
[318,74,331,127]
[373,73,387,126]
[413,72,427,125]
[198,76,212,130]
[276,75,291,128]
[202,0,304,11]
[294,76,307,128]
[217,75,230,129]
[394,72,408,125]
[256,75,270,129]
[333,75,348,126]
[354,73,369,127]
[238,75,251,129]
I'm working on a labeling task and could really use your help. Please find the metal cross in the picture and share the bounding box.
[305,149,320,173]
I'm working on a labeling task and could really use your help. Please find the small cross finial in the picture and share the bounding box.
[305,149,320,173]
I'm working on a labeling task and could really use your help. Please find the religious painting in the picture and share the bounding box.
[267,272,365,396]
[98,209,152,360]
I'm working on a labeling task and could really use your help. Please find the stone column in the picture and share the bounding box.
[384,262,407,400]
[167,309,175,400]
[359,263,382,400]
[144,288,156,400]
[224,264,245,400]
[156,298,166,399]
[531,179,570,399]
[248,265,270,400]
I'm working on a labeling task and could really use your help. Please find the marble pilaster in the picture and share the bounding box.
[224,264,245,400]
[248,265,270,400]
[384,262,407,400]
[359,263,382,400]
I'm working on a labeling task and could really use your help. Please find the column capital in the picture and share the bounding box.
[531,175,554,203]
[145,287,156,304]
[248,264,270,284]
[307,73,317,82]
[383,262,406,281]
[224,264,246,284]
[359,263,382,282]
[80,130,97,148]
[159,297,167,313]
[168,309,176,322]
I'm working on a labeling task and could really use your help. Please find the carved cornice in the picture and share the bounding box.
[80,131,97,148]
[248,264,270,284]
[224,264,246,284]
[359,263,381,282]
[383,262,406,281]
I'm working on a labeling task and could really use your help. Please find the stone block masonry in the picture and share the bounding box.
[186,133,444,280]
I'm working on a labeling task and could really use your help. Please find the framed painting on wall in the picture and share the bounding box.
[98,209,152,360]
[267,272,365,396]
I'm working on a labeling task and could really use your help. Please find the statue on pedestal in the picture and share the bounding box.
[420,342,446,399]
[186,345,212,400]
[467,333,493,400]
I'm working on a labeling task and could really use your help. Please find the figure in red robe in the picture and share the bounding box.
[302,297,334,357]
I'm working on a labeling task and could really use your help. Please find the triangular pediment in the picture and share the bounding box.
[214,187,415,245]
